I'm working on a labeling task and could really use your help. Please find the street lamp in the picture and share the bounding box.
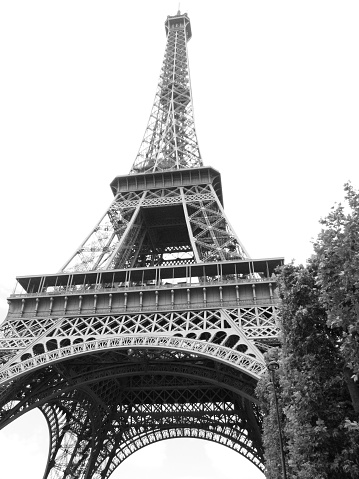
[267,360,287,479]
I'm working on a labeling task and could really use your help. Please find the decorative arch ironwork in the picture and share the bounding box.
[0,334,265,389]
[0,346,265,477]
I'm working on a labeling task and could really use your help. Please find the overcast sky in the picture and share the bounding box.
[0,1,358,478]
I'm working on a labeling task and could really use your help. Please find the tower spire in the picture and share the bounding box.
[130,12,201,174]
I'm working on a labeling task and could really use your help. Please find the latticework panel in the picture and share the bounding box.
[91,397,264,478]
[0,302,280,392]
[0,10,284,478]
[41,398,263,479]
[0,342,265,477]
[60,183,248,272]
[183,185,248,261]
[0,359,264,478]
[60,191,146,273]
[1,305,279,344]
[130,14,202,174]
[41,400,94,479]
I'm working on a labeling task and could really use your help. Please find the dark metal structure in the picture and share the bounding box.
[0,11,283,478]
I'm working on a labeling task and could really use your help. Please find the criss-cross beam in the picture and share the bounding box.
[0,353,265,478]
[131,13,201,174]
[0,10,284,478]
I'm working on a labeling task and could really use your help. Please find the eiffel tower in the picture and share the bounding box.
[0,11,283,478]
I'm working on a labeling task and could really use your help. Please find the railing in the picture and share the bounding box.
[10,275,277,299]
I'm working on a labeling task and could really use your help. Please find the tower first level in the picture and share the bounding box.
[6,256,282,349]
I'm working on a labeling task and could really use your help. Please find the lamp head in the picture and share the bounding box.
[267,360,279,371]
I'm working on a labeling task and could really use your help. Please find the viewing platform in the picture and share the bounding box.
[6,259,283,326]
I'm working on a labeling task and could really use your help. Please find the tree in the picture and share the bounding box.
[257,184,359,478]
[314,182,359,411]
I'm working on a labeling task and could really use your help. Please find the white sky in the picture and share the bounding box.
[0,1,358,477]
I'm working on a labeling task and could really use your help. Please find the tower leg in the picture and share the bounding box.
[41,399,94,479]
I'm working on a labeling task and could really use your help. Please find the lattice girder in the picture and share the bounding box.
[0,338,265,391]
[0,353,264,477]
[41,397,96,479]
[131,13,201,174]
[1,300,280,357]
[60,181,249,272]
[0,356,259,428]
[0,10,286,478]
[0,300,278,389]
[60,191,147,273]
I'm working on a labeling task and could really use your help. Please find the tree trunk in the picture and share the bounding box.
[344,367,359,414]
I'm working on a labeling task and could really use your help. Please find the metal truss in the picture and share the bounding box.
[59,191,146,273]
[61,185,248,272]
[0,303,280,381]
[0,10,284,478]
[1,305,279,346]
[41,399,94,478]
[0,353,265,478]
[0,299,273,475]
[58,9,248,273]
[130,13,202,174]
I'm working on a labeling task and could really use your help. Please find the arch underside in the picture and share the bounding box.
[0,349,264,477]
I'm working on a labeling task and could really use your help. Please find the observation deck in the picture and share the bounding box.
[7,258,284,343]
[110,167,224,205]
[165,12,192,40]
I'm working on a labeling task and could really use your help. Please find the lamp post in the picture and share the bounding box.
[267,360,287,479]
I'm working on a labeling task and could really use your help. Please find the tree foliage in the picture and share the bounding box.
[257,184,359,478]
[314,183,359,407]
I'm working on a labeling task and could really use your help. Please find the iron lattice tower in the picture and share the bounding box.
[0,12,283,477]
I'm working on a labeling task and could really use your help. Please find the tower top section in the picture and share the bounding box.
[165,12,192,40]
[129,12,202,175]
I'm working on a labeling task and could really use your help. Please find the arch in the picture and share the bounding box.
[0,335,266,388]
[99,427,265,479]
[0,345,265,478]
[0,355,259,433]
